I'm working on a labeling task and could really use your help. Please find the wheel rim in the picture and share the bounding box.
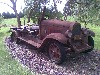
[49,43,61,62]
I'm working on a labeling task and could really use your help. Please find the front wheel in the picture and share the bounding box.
[48,41,66,65]
[83,36,94,53]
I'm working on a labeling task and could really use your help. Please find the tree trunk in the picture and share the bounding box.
[17,15,21,27]
[24,20,25,25]
[27,16,31,23]
[10,0,21,27]
[64,14,67,21]
[26,0,41,23]
[14,9,21,27]
[27,9,33,23]
[53,0,58,19]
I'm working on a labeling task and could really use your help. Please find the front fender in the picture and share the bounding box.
[43,33,68,44]
[87,29,95,37]
[82,28,95,37]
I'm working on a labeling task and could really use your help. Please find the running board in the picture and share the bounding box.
[17,37,41,48]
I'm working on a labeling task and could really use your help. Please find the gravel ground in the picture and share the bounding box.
[5,37,100,75]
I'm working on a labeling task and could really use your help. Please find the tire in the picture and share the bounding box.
[83,36,94,53]
[48,41,66,65]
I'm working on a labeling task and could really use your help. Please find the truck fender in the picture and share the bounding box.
[42,33,68,45]
[87,30,95,37]
[82,28,95,37]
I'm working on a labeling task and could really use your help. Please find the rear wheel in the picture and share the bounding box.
[48,41,66,65]
[83,36,94,53]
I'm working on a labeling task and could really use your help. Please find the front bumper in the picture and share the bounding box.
[72,42,92,53]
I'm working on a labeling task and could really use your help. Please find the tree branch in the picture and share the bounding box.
[0,2,13,9]
[15,0,17,3]
[10,0,14,3]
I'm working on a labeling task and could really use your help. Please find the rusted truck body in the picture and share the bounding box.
[10,7,95,64]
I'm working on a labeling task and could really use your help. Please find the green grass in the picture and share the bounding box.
[1,18,33,26]
[0,27,33,75]
[1,18,24,26]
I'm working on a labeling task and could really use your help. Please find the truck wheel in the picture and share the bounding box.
[48,41,66,65]
[83,36,94,53]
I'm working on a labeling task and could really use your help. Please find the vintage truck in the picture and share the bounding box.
[10,7,95,64]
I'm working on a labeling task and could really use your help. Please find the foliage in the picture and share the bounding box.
[2,12,24,19]
[63,0,100,25]
[23,0,50,23]
[23,0,63,23]
[45,7,63,19]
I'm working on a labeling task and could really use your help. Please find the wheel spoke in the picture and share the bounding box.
[49,43,61,62]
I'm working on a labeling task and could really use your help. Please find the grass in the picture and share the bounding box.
[0,27,33,75]
[1,18,33,26]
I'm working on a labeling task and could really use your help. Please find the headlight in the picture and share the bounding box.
[65,30,72,38]
[74,35,81,40]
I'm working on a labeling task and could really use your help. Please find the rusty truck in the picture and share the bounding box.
[10,6,95,64]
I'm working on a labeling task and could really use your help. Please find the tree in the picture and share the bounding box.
[2,12,10,19]
[19,12,24,18]
[10,13,16,18]
[52,0,62,19]
[64,0,100,26]
[2,12,17,18]
[24,0,64,23]
[2,12,7,19]
[24,0,49,23]
[45,6,63,19]
[0,13,3,24]
[0,0,21,27]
